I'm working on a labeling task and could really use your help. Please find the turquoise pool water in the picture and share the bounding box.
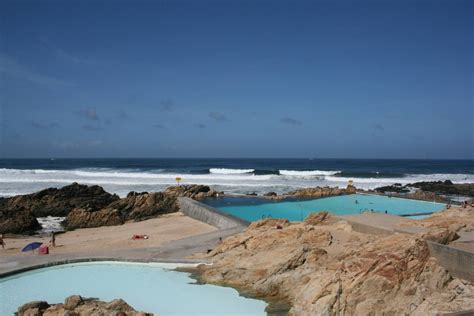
[0,262,266,316]
[205,193,446,221]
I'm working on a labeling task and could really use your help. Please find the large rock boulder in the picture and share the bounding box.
[407,190,446,202]
[64,207,124,230]
[284,186,354,199]
[376,181,474,198]
[64,191,179,230]
[17,295,153,315]
[0,205,41,234]
[197,207,474,315]
[0,183,119,217]
[165,184,221,199]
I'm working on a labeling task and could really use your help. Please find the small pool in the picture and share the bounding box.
[0,262,267,315]
[204,193,446,221]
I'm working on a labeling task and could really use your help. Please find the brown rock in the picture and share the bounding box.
[63,295,83,310]
[264,192,277,197]
[284,185,356,199]
[304,212,330,225]
[195,207,474,315]
[17,301,50,316]
[65,207,124,230]
[0,206,41,234]
[165,184,222,199]
[19,296,153,316]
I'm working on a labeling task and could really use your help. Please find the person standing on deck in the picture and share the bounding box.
[0,233,5,249]
[50,232,56,247]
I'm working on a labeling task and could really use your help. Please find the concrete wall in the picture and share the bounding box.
[427,241,474,283]
[178,197,250,229]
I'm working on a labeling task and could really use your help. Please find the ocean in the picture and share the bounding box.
[0,158,472,198]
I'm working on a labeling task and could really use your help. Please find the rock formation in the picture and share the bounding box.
[195,210,474,315]
[16,295,153,316]
[0,182,119,218]
[0,183,220,233]
[165,184,222,199]
[267,184,356,199]
[376,180,474,199]
[65,184,219,230]
[0,206,41,234]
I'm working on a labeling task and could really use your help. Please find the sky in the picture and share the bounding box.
[0,0,473,159]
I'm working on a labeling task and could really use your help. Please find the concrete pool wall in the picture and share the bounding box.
[178,197,250,229]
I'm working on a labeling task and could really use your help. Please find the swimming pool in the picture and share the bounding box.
[0,262,267,315]
[204,193,446,221]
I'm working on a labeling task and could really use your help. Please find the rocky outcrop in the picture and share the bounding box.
[195,210,474,315]
[0,183,220,232]
[165,184,222,199]
[65,191,179,230]
[411,181,474,196]
[407,190,446,202]
[279,184,356,199]
[65,207,124,229]
[17,295,153,316]
[65,184,218,230]
[0,183,119,217]
[376,181,474,198]
[0,206,41,234]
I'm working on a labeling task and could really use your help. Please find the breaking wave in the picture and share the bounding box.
[279,170,341,176]
[209,168,255,174]
[0,168,472,198]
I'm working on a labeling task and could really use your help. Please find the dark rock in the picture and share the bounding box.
[112,191,179,221]
[375,184,410,194]
[376,181,474,198]
[65,207,124,230]
[0,205,41,234]
[410,181,474,196]
[263,192,277,197]
[0,183,119,217]
[65,191,179,230]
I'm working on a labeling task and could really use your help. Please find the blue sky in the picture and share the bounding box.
[0,0,472,159]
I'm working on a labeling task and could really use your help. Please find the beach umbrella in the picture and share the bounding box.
[22,242,43,252]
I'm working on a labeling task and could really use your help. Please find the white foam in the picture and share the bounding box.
[37,216,65,233]
[209,168,255,174]
[0,168,472,198]
[279,170,341,176]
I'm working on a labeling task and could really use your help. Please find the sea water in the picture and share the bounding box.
[0,158,472,197]
[0,262,267,316]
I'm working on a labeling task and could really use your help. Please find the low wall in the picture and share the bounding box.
[343,220,394,236]
[427,241,474,283]
[178,197,250,229]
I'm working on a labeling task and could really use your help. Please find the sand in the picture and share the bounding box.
[0,212,217,257]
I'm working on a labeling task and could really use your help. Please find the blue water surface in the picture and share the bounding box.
[0,262,266,316]
[205,193,446,221]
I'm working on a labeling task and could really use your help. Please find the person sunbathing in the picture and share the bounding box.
[132,234,149,240]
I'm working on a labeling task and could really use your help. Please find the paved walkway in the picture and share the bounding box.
[0,226,245,277]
